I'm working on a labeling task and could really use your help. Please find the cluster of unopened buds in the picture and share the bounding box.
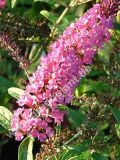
[11,0,120,141]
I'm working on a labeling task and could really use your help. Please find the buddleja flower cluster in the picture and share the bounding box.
[11,1,119,141]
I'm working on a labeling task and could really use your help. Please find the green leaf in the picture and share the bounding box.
[98,41,114,65]
[114,22,120,31]
[115,124,120,139]
[111,88,120,97]
[117,11,120,24]
[56,140,91,160]
[64,139,91,154]
[92,152,108,160]
[88,68,107,78]
[58,150,73,160]
[8,87,24,99]
[14,0,33,5]
[40,10,57,23]
[75,79,120,97]
[87,122,98,129]
[28,44,41,61]
[99,122,109,131]
[68,108,86,127]
[77,150,91,160]
[75,79,110,96]
[34,0,50,2]
[0,75,16,105]
[11,0,17,8]
[58,105,69,111]
[0,124,7,134]
[34,0,67,6]
[0,76,16,93]
[0,106,12,130]
[111,107,120,123]
[18,137,34,160]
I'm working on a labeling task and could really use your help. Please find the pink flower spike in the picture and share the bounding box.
[0,0,6,9]
[11,1,119,142]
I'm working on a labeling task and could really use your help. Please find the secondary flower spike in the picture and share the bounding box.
[11,1,120,141]
[0,0,6,9]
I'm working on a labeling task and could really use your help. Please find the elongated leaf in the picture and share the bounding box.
[75,79,120,97]
[11,0,17,8]
[117,11,120,24]
[0,124,7,134]
[75,79,110,96]
[68,108,86,127]
[64,139,91,154]
[18,137,34,160]
[52,140,91,160]
[12,0,33,6]
[115,124,120,139]
[98,41,114,65]
[111,107,120,123]
[88,69,107,78]
[8,87,24,99]
[0,76,16,93]
[40,10,57,23]
[92,152,108,160]
[0,106,12,130]
[34,0,67,6]
[77,150,91,160]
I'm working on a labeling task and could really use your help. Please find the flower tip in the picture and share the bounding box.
[0,0,6,9]
[100,0,120,17]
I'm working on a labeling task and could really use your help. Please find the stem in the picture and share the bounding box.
[50,0,76,38]
[50,8,68,38]
[20,62,30,80]
[50,0,92,38]
[24,68,30,80]
[63,131,82,146]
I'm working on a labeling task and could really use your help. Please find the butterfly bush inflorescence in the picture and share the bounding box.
[11,0,120,141]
